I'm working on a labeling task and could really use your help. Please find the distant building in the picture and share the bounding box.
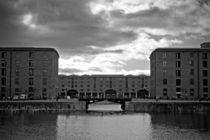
[150,43,210,99]
[58,75,150,99]
[0,47,59,99]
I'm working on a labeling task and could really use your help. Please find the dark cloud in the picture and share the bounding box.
[0,0,137,54]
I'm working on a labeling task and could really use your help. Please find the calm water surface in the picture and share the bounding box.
[0,104,210,140]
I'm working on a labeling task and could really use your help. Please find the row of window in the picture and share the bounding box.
[0,52,34,59]
[162,52,208,59]
[0,87,47,93]
[163,78,208,86]
[162,60,208,67]
[1,78,47,85]
[162,88,208,96]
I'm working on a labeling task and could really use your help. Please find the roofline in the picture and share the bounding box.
[152,47,210,52]
[58,74,150,77]
[0,47,59,57]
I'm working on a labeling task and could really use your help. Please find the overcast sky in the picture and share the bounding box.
[1,0,210,75]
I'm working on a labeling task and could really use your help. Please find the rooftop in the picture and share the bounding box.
[0,47,59,57]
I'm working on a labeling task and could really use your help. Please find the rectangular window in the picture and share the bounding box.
[189,60,194,66]
[162,53,167,58]
[28,87,34,92]
[163,79,167,85]
[190,69,194,76]
[42,70,47,77]
[163,69,167,75]
[42,88,47,92]
[163,61,167,66]
[202,53,207,59]
[29,78,33,85]
[176,88,181,92]
[1,60,6,67]
[29,68,34,76]
[203,79,208,86]
[1,52,6,59]
[29,52,33,59]
[176,61,181,68]
[43,78,47,85]
[15,88,20,92]
[1,78,6,85]
[203,70,208,77]
[15,78,19,85]
[203,88,208,93]
[189,52,194,57]
[202,61,208,68]
[190,89,194,96]
[176,79,181,86]
[176,70,181,77]
[15,70,20,76]
[29,60,33,67]
[1,87,6,92]
[1,68,6,76]
[176,53,181,59]
[190,78,194,85]
[163,88,167,96]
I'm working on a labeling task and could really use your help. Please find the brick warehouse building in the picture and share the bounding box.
[58,75,150,99]
[0,47,59,99]
[150,43,210,99]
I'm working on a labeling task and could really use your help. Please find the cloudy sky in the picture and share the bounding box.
[1,0,210,75]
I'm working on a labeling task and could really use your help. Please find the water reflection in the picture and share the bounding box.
[56,113,151,140]
[0,112,210,140]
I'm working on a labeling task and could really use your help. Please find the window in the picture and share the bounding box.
[176,70,181,77]
[43,78,47,85]
[176,79,181,86]
[163,88,167,96]
[203,88,208,93]
[1,61,6,67]
[176,53,180,59]
[176,88,181,92]
[42,88,47,92]
[29,52,33,59]
[1,87,6,92]
[28,87,34,92]
[163,79,167,85]
[15,78,19,85]
[163,69,167,75]
[202,53,207,59]
[162,53,167,58]
[189,60,194,66]
[163,61,167,66]
[190,78,194,85]
[29,61,33,67]
[1,52,6,59]
[190,69,194,76]
[29,78,33,85]
[29,68,34,76]
[190,89,194,96]
[15,70,20,76]
[42,70,47,77]
[1,78,6,85]
[1,68,6,76]
[15,88,20,92]
[203,70,208,77]
[176,61,181,68]
[189,52,194,57]
[203,79,208,86]
[202,61,208,68]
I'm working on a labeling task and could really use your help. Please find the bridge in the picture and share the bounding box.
[79,97,132,110]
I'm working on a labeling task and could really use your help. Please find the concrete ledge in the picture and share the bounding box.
[0,100,86,112]
[125,100,210,113]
